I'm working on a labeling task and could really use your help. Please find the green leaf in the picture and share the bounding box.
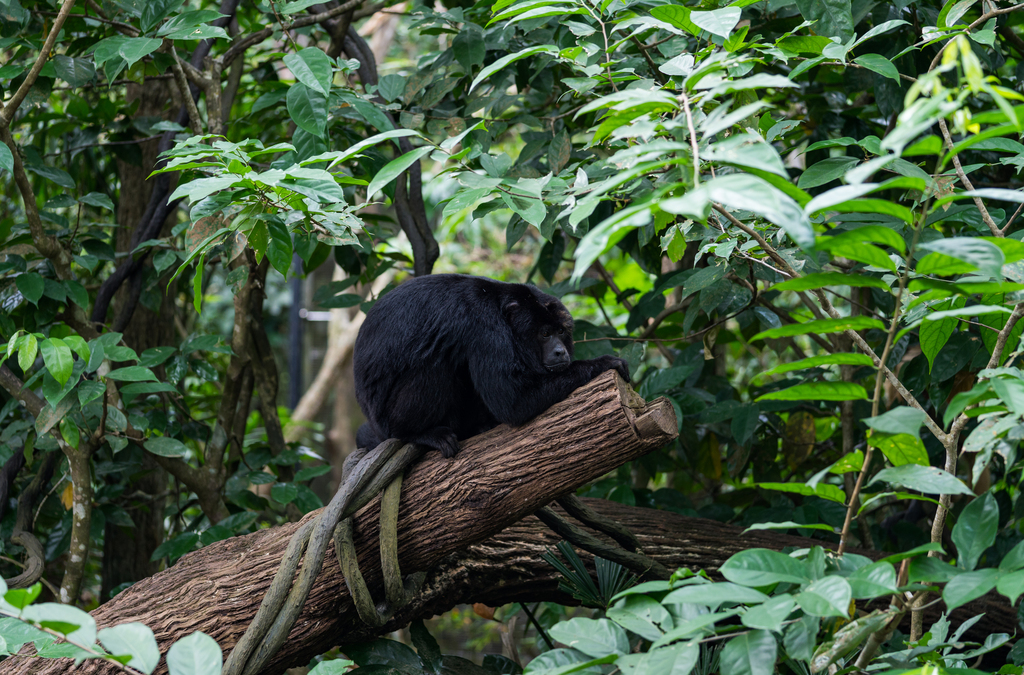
[773,272,889,292]
[0,144,12,174]
[21,603,96,645]
[166,632,222,675]
[452,24,486,72]
[16,273,44,305]
[816,239,897,272]
[118,38,162,68]
[53,55,95,86]
[366,145,434,201]
[617,640,698,675]
[754,482,847,503]
[266,220,293,277]
[794,0,853,41]
[271,482,299,504]
[750,315,884,341]
[719,629,777,675]
[871,434,930,467]
[145,437,188,458]
[286,83,328,138]
[943,568,1000,611]
[796,576,852,618]
[921,298,963,372]
[757,353,874,379]
[798,157,859,189]
[952,492,999,571]
[741,596,796,632]
[18,333,38,372]
[606,596,673,641]
[996,569,1024,604]
[721,549,808,586]
[106,366,158,382]
[99,623,160,675]
[284,47,333,96]
[662,582,769,608]
[918,238,1005,279]
[649,5,700,36]
[468,46,557,92]
[40,338,74,387]
[690,7,741,38]
[848,562,898,599]
[863,407,927,436]
[853,54,900,83]
[77,380,106,407]
[757,382,868,402]
[548,618,630,658]
[870,465,974,496]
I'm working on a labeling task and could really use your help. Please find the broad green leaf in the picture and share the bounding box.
[145,437,188,458]
[863,407,927,436]
[798,157,859,189]
[16,273,44,305]
[106,366,158,382]
[817,239,897,272]
[662,582,768,608]
[951,492,999,571]
[740,596,796,632]
[690,7,741,38]
[719,629,776,675]
[548,618,629,658]
[468,46,557,92]
[870,465,973,495]
[606,595,673,641]
[773,272,889,293]
[852,54,900,82]
[750,315,884,341]
[284,47,333,96]
[996,569,1024,604]
[757,353,874,378]
[452,24,486,72]
[650,610,741,649]
[999,540,1024,572]
[18,333,38,372]
[918,238,1005,279]
[649,5,700,36]
[754,482,846,503]
[21,603,95,643]
[99,623,160,675]
[721,549,808,586]
[794,0,854,42]
[118,38,162,67]
[796,576,852,618]
[77,380,106,407]
[53,55,95,86]
[366,146,434,201]
[757,382,868,402]
[39,338,73,387]
[921,298,963,371]
[943,568,1000,611]
[0,144,12,174]
[809,610,896,673]
[932,187,1024,211]
[287,83,328,138]
[617,640,698,675]
[166,632,222,675]
[847,562,898,599]
[871,433,929,467]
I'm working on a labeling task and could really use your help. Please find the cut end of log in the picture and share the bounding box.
[611,372,678,442]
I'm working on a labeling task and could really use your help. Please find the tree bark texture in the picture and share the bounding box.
[0,372,676,675]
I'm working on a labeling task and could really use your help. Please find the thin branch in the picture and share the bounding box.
[0,0,78,126]
[937,118,1001,236]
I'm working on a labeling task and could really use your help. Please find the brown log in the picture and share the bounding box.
[0,372,676,675]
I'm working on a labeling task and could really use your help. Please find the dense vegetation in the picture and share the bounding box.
[0,0,1023,673]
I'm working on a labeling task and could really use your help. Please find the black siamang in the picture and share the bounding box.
[353,274,630,457]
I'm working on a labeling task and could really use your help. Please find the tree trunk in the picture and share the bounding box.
[0,372,676,675]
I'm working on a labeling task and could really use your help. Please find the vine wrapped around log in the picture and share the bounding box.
[0,372,676,675]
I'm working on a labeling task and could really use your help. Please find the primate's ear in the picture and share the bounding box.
[501,299,520,314]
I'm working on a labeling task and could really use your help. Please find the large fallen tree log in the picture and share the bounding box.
[0,372,677,675]
[2,372,1014,674]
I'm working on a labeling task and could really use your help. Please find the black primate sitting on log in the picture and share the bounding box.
[353,274,630,457]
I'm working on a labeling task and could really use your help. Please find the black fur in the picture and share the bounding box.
[353,274,629,457]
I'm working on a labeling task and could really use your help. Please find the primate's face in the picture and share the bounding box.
[539,324,571,371]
